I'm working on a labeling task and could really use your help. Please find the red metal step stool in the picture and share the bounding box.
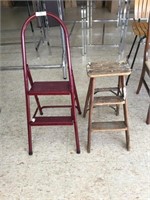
[21,12,81,155]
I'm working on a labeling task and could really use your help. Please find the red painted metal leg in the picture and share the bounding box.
[25,94,33,155]
[34,96,43,115]
[72,74,82,114]
[27,124,33,155]
[73,120,80,154]
[70,79,80,153]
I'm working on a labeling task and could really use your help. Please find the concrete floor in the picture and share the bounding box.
[0,3,150,200]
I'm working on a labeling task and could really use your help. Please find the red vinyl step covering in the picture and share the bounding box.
[29,81,71,95]
[30,116,73,126]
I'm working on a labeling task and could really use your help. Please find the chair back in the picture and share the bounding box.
[134,0,150,20]
[144,12,150,61]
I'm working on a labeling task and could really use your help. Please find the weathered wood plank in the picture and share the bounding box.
[91,121,127,132]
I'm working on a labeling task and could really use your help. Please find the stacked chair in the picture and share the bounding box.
[126,0,150,85]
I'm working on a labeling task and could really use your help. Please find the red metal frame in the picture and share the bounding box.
[21,12,81,155]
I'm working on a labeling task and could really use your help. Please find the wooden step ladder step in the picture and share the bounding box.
[94,96,125,106]
[30,116,73,126]
[91,121,127,132]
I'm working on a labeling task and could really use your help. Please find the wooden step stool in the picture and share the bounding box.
[83,62,131,153]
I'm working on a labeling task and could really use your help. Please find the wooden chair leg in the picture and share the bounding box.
[116,76,122,116]
[73,120,80,154]
[123,101,130,151]
[122,76,130,150]
[125,130,130,151]
[87,78,95,153]
[146,105,150,125]
[83,78,93,118]
[136,63,149,124]
[87,127,92,153]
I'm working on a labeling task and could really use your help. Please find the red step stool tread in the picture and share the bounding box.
[29,81,71,95]
[30,116,73,126]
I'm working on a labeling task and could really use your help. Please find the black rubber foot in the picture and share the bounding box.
[76,150,80,154]
[29,152,33,155]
